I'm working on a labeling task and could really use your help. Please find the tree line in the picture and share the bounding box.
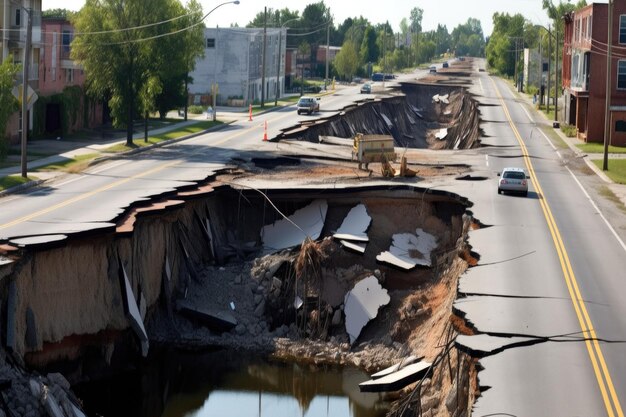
[245,2,486,81]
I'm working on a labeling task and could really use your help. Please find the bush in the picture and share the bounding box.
[188,105,205,114]
[561,123,577,137]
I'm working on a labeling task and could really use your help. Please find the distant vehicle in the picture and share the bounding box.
[296,96,320,115]
[372,73,384,81]
[429,66,437,73]
[458,56,466,61]
[497,167,529,196]
[383,73,395,80]
[352,77,363,83]
[360,83,372,94]
[442,61,449,68]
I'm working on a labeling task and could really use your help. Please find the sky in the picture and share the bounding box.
[42,0,600,37]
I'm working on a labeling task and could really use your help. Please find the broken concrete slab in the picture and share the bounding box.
[371,355,420,379]
[261,199,328,252]
[340,240,367,254]
[176,300,237,332]
[344,275,390,344]
[376,228,438,269]
[359,361,431,392]
[117,255,149,357]
[474,341,605,415]
[453,296,583,338]
[333,204,371,242]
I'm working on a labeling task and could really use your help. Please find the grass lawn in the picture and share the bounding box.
[577,143,626,154]
[592,159,626,184]
[104,120,222,152]
[34,153,101,173]
[0,175,38,192]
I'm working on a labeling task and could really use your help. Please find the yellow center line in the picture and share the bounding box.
[491,76,623,417]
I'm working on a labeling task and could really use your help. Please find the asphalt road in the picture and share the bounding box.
[1,59,624,415]
[454,69,626,416]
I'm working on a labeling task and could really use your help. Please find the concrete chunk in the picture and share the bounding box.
[177,300,237,332]
[333,204,371,242]
[117,255,149,357]
[376,228,438,270]
[344,275,390,344]
[340,240,367,254]
[262,199,328,252]
[359,361,431,392]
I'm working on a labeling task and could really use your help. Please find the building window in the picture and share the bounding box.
[621,15,626,44]
[65,68,74,83]
[616,120,626,132]
[62,30,72,53]
[206,38,215,48]
[15,8,21,26]
[618,60,626,89]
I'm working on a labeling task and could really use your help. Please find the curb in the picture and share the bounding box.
[0,179,46,198]
[508,81,617,185]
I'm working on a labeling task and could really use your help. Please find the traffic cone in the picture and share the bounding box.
[263,120,268,141]
[249,104,253,121]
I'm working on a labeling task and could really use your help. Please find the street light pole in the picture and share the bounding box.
[275,17,300,106]
[20,1,32,178]
[261,6,267,107]
[603,0,613,171]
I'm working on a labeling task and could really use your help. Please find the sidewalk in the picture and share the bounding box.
[0,107,252,186]
[512,84,626,208]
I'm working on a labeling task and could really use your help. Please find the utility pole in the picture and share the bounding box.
[20,1,32,178]
[275,27,282,106]
[603,0,613,171]
[261,6,267,107]
[547,25,552,115]
[324,23,329,90]
[554,23,559,126]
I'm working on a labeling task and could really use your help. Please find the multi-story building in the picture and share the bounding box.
[38,17,103,134]
[562,2,626,146]
[1,0,42,143]
[188,27,286,106]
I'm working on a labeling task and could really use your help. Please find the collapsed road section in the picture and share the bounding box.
[0,172,479,416]
[0,59,487,417]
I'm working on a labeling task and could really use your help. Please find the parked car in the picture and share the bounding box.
[497,167,529,196]
[296,96,320,115]
[442,61,449,68]
[429,66,437,73]
[360,83,372,94]
[372,73,384,81]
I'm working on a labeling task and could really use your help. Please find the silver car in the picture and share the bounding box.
[497,167,529,196]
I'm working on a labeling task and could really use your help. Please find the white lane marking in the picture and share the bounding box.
[538,126,558,151]
[485,154,489,167]
[566,166,626,253]
[479,78,484,93]
[556,151,562,159]
[55,159,130,188]
[519,102,535,123]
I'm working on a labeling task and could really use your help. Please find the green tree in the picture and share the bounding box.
[409,7,423,65]
[486,13,525,75]
[334,39,359,80]
[452,18,485,57]
[360,26,379,66]
[42,8,74,19]
[71,0,204,145]
[247,7,299,28]
[0,59,20,160]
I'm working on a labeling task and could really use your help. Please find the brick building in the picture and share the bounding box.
[562,2,626,146]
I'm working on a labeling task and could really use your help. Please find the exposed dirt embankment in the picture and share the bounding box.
[279,82,481,150]
[0,168,479,416]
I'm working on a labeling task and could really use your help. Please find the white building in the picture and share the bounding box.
[188,27,286,106]
[1,0,42,142]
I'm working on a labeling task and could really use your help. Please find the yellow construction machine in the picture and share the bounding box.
[352,133,416,178]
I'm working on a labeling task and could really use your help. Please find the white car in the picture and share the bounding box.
[497,167,529,196]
